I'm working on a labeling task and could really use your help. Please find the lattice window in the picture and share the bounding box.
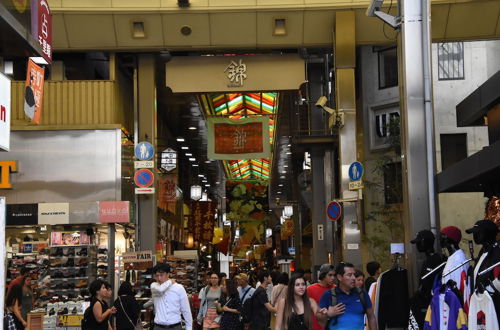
[438,42,464,80]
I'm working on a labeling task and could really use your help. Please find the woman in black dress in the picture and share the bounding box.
[87,280,116,330]
[113,281,141,330]
[218,277,243,330]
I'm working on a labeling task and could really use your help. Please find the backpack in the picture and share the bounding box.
[326,287,367,328]
[240,287,254,324]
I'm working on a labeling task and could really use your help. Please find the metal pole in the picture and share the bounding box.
[398,0,436,291]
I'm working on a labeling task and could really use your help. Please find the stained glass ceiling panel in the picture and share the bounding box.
[199,92,279,181]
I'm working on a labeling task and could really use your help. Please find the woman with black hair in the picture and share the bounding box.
[5,282,27,329]
[113,281,141,330]
[86,279,116,330]
[218,277,243,330]
[275,274,327,330]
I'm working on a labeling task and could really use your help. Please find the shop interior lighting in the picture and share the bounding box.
[286,152,292,155]
[266,228,273,238]
[176,137,185,142]
[284,165,288,168]
[201,192,208,201]
[192,164,198,167]
[204,184,210,187]
[280,216,286,224]
[284,205,293,217]
[198,174,204,177]
[188,126,197,130]
[278,184,283,187]
[185,153,192,156]
[189,158,196,161]
[190,185,202,201]
[181,146,189,150]
[235,229,240,238]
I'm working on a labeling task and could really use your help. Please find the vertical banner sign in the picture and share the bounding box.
[207,116,271,160]
[24,59,45,124]
[157,174,177,213]
[0,73,11,151]
[190,201,216,244]
[31,0,52,63]
[226,181,269,222]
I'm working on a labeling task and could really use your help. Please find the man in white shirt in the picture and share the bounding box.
[236,273,255,304]
[150,263,192,330]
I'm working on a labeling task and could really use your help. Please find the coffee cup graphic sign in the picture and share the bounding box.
[24,59,45,124]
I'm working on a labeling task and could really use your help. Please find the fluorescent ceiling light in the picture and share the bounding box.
[181,146,189,150]
[176,137,185,142]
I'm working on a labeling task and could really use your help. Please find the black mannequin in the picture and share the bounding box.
[465,219,500,323]
[440,233,459,256]
[409,230,445,328]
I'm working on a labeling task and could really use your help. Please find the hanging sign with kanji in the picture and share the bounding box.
[190,201,217,244]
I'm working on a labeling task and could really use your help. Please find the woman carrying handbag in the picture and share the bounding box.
[217,278,243,330]
[113,282,142,330]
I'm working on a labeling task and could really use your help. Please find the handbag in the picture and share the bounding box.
[118,296,143,330]
[3,313,16,330]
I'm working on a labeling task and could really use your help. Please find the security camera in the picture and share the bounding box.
[366,0,384,17]
[315,96,327,108]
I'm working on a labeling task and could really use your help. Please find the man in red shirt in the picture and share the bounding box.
[7,266,29,295]
[307,264,336,330]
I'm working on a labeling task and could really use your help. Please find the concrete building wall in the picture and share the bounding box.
[359,40,500,265]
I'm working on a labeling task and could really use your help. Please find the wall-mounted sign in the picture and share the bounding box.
[160,148,177,171]
[7,203,38,225]
[166,55,305,93]
[99,201,130,223]
[69,201,99,224]
[122,250,153,270]
[0,160,17,189]
[24,58,45,124]
[0,72,11,151]
[31,0,52,63]
[135,141,154,161]
[38,202,69,224]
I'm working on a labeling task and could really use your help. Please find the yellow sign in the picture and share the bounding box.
[348,180,363,191]
[57,315,83,326]
[12,0,28,13]
[0,161,17,189]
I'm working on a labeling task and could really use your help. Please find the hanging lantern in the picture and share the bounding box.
[190,185,202,201]
[284,205,293,218]
[186,234,194,248]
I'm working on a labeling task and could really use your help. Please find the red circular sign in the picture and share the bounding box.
[326,201,342,221]
[134,169,154,188]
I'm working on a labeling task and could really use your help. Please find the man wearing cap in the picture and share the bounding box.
[237,273,255,305]
[307,264,336,330]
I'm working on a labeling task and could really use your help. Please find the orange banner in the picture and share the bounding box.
[24,59,45,124]
[158,174,177,214]
[190,201,217,244]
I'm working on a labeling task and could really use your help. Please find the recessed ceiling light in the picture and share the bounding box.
[215,182,220,184]
[181,146,189,150]
[282,171,287,174]
[188,126,197,130]
[205,160,211,163]
[286,152,292,155]
[277,191,282,194]
[198,174,204,177]
[189,158,196,161]
[192,164,198,167]
[185,153,192,156]
[202,180,207,183]
[280,176,285,179]
[176,137,185,142]
[287,144,291,147]
[205,184,210,187]
[284,165,288,168]
[278,184,283,187]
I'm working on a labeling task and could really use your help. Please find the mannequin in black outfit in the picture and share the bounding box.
[409,230,445,328]
[440,233,459,256]
[465,219,500,322]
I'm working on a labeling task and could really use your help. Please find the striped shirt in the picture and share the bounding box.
[151,280,193,330]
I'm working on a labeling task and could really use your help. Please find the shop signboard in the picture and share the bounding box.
[207,116,271,160]
[69,201,99,224]
[57,315,83,327]
[0,72,11,151]
[24,58,45,124]
[31,0,52,63]
[0,160,17,189]
[38,202,69,224]
[190,201,216,244]
[122,250,153,270]
[99,201,130,223]
[6,203,38,225]
[158,174,177,213]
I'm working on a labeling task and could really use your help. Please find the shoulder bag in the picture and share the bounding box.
[118,296,143,330]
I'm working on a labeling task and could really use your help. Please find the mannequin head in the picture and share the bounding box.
[465,220,499,245]
[440,226,462,254]
[411,230,435,254]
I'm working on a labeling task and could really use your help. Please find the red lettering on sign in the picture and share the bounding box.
[0,105,5,122]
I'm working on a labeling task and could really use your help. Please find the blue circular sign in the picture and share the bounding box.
[135,142,154,161]
[348,161,364,181]
[327,201,342,221]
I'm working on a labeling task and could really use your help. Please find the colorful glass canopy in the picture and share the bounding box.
[199,92,279,180]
